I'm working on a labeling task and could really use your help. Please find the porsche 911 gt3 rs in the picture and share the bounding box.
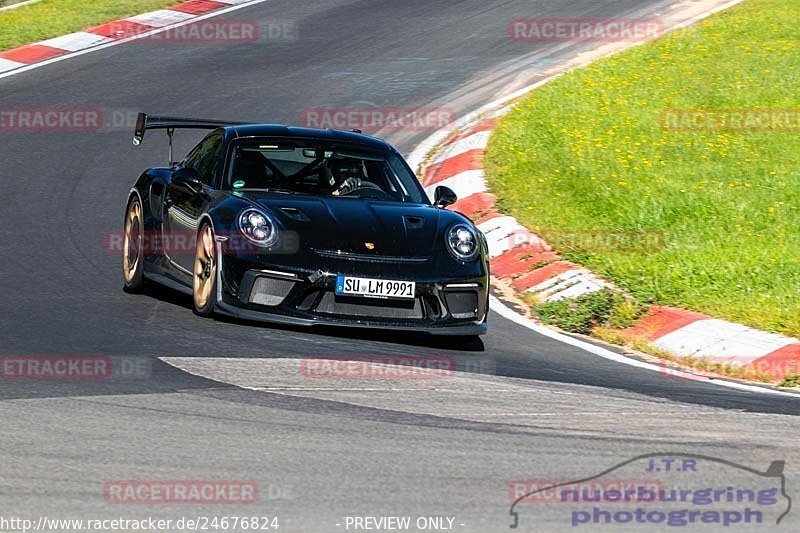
[122,113,489,335]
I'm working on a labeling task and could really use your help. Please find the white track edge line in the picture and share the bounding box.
[0,0,41,12]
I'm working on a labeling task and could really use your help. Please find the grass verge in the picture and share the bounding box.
[0,0,179,51]
[527,289,647,335]
[485,0,800,337]
[779,373,800,388]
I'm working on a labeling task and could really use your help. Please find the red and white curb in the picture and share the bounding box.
[0,0,267,79]
[406,0,797,384]
[416,107,800,381]
[415,110,800,382]
[629,309,800,378]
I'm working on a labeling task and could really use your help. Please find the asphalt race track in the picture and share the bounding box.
[1,0,799,531]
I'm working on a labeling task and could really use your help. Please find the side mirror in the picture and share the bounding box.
[433,185,457,208]
[172,167,203,191]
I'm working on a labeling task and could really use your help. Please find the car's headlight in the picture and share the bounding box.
[238,208,279,247]
[446,223,479,262]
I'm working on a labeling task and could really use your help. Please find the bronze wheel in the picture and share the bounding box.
[193,224,217,316]
[122,197,144,291]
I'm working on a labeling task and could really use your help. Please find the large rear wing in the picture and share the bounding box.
[133,112,248,163]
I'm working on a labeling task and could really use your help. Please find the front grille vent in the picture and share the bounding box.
[315,293,424,319]
[444,291,478,319]
[249,277,295,306]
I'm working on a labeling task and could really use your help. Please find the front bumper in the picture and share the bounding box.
[216,301,488,335]
[216,252,489,336]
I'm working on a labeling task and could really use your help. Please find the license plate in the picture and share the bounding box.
[335,275,415,300]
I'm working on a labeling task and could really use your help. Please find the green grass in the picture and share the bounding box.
[533,289,647,335]
[485,0,800,337]
[779,373,800,388]
[0,0,180,51]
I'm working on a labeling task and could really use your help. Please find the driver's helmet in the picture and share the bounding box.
[329,159,364,187]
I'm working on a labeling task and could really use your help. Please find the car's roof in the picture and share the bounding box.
[229,124,392,151]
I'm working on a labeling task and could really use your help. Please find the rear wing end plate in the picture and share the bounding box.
[133,112,250,164]
[133,112,247,146]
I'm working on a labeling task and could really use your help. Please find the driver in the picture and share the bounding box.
[329,159,367,196]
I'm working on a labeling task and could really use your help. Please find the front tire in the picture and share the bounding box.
[122,196,145,292]
[193,223,217,317]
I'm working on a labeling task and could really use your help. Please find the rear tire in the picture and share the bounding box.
[192,223,217,317]
[122,196,145,292]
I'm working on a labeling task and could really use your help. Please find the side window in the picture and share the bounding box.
[184,133,223,186]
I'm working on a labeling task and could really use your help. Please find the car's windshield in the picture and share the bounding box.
[225,139,427,203]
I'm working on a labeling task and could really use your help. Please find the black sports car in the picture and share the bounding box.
[122,113,488,335]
